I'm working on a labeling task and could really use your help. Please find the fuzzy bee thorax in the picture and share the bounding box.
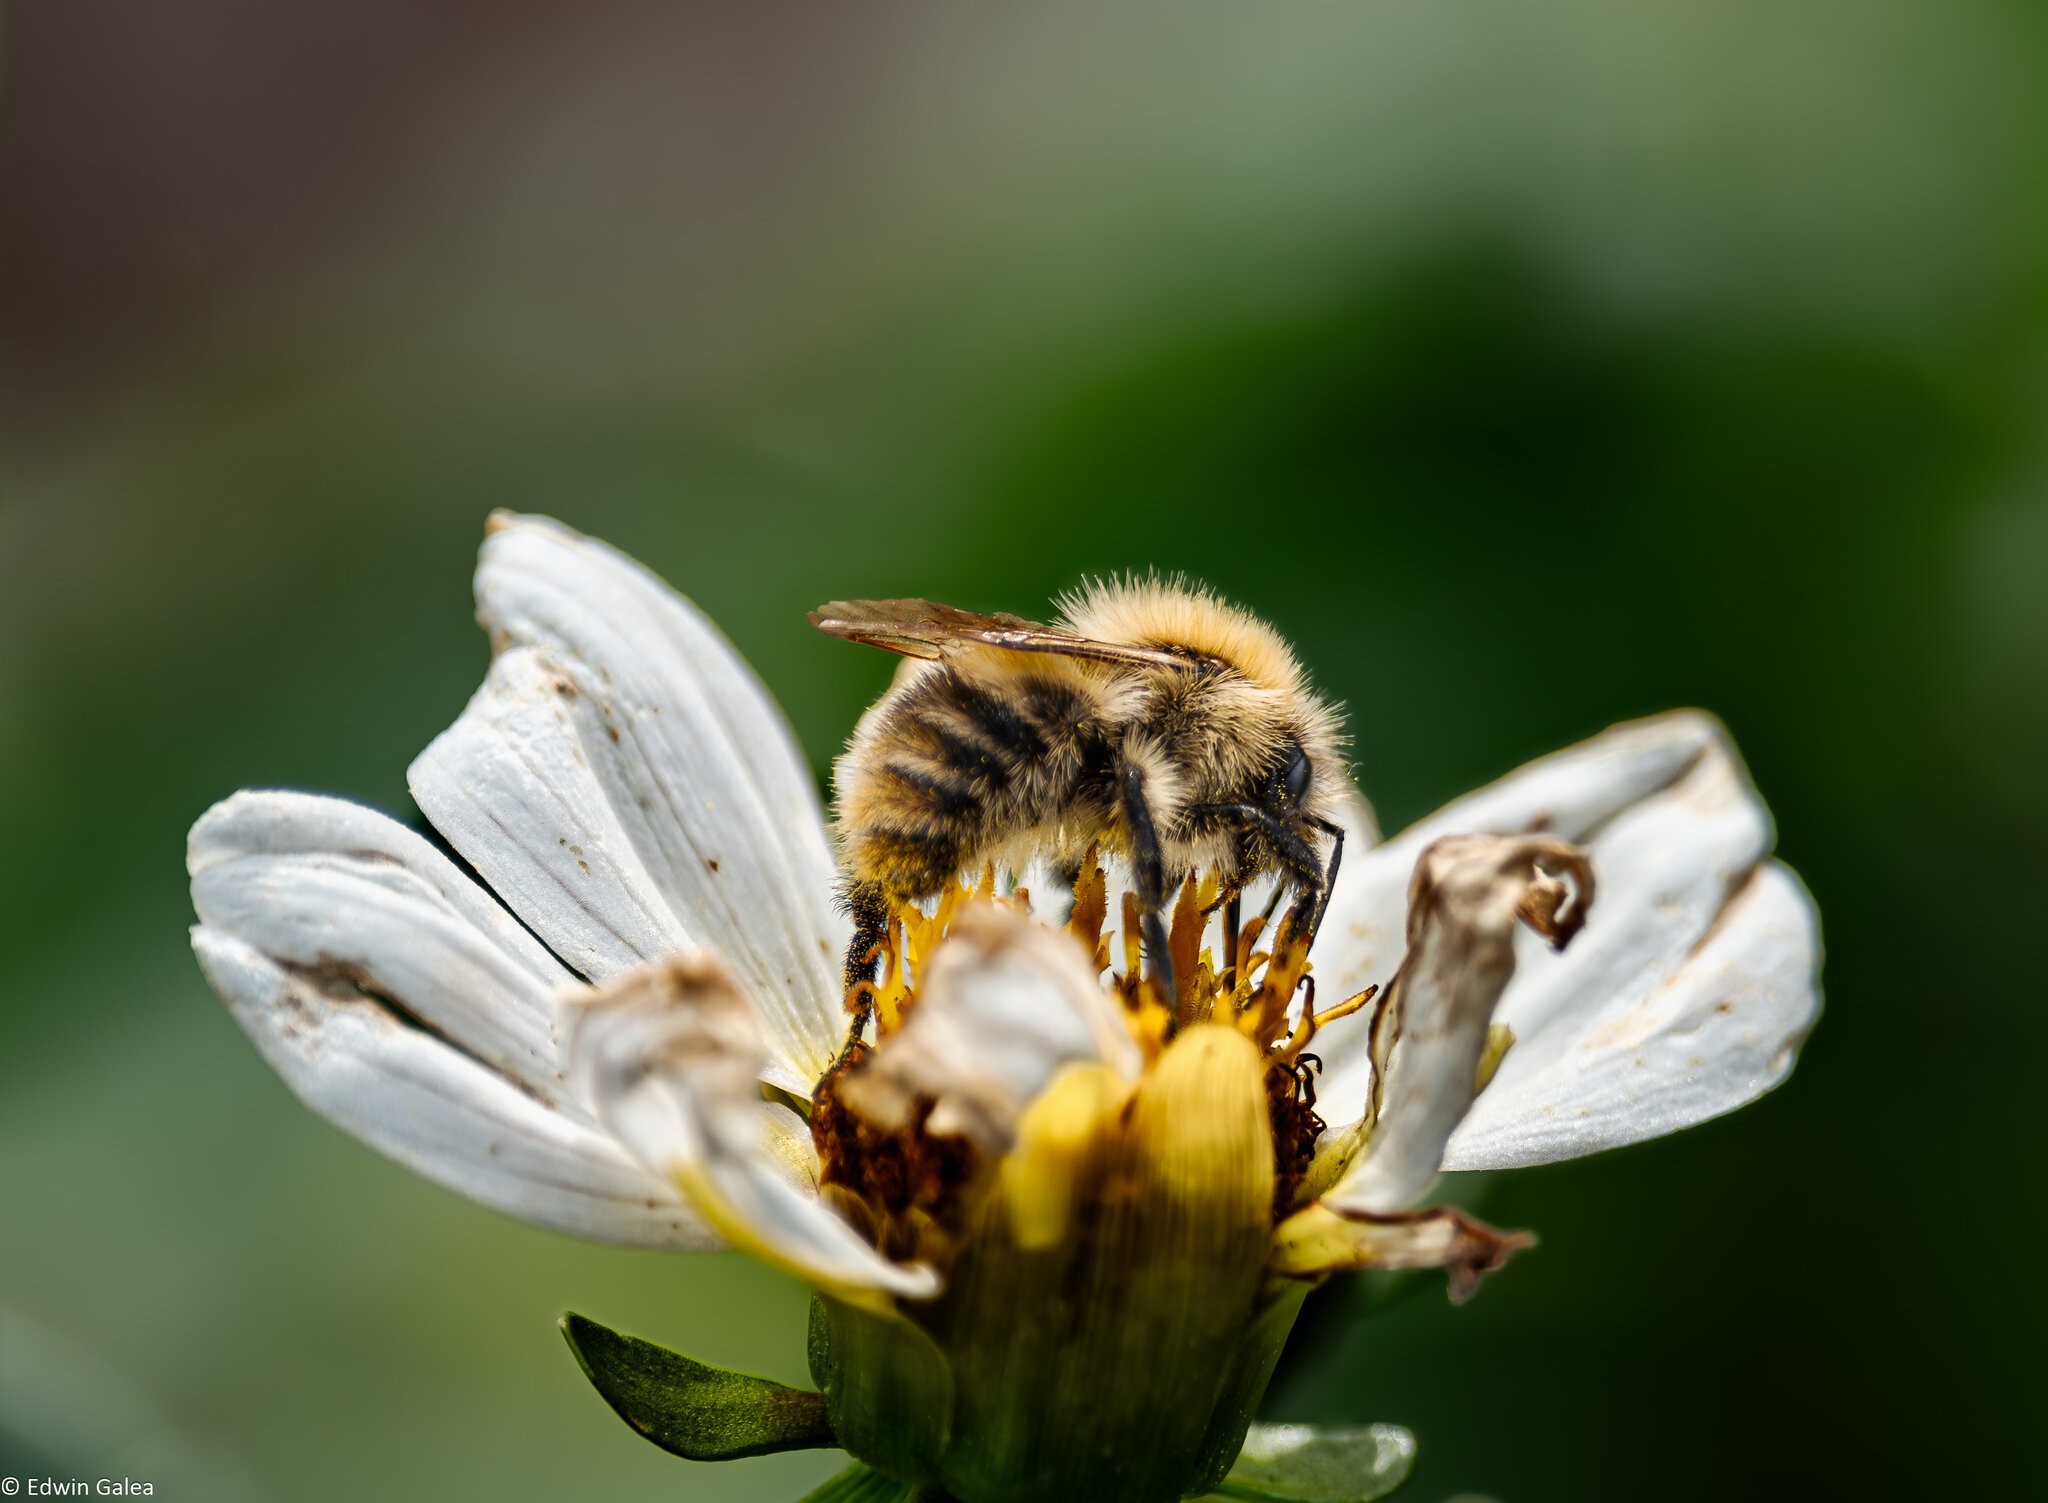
[814,578,1351,1001]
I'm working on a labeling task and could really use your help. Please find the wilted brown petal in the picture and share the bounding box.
[1309,712,1820,1172]
[1269,1202,1534,1303]
[1323,834,1593,1215]
[568,953,939,1305]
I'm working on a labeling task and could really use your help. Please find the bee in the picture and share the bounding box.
[811,578,1350,1002]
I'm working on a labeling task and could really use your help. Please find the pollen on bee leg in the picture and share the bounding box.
[836,978,881,1067]
[863,914,912,1038]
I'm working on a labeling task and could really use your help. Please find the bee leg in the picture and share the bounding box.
[842,879,891,995]
[1221,891,1242,988]
[1304,814,1346,940]
[1119,762,1179,1004]
[1192,801,1326,945]
[833,880,892,1065]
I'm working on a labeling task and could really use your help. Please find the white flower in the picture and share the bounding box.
[187,513,1821,1487]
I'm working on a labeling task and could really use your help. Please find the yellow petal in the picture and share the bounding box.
[998,1062,1131,1251]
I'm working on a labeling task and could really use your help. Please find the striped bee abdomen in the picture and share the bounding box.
[836,664,1110,902]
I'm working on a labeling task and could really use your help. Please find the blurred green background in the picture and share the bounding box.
[3,4,2044,1499]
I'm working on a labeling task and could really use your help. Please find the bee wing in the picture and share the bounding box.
[810,598,1195,670]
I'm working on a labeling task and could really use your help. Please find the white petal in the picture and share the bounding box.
[1442,860,1820,1169]
[412,512,845,1096]
[192,927,712,1249]
[1323,835,1594,1214]
[190,789,579,1110]
[838,903,1143,1153]
[569,955,938,1304]
[1315,711,1819,1169]
[1316,713,1723,1011]
[409,647,696,981]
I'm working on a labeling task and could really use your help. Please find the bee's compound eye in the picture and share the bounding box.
[1282,743,1312,805]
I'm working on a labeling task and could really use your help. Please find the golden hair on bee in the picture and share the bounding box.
[1056,574,1312,698]
[811,579,1351,1002]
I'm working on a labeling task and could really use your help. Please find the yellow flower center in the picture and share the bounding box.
[810,849,1377,1261]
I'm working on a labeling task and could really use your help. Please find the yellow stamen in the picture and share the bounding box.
[823,854,1374,1260]
[1169,873,1203,1022]
[1066,847,1109,969]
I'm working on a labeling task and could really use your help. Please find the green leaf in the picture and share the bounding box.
[559,1312,836,1461]
[794,1463,926,1502]
[1210,1422,1418,1502]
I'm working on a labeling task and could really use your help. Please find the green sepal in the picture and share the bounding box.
[559,1312,836,1461]
[1186,1281,1311,1495]
[1209,1422,1417,1502]
[794,1462,929,1502]
[807,1291,834,1390]
[809,1294,952,1484]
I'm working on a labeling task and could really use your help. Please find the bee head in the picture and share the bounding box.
[1267,740,1314,811]
[1185,736,1329,898]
